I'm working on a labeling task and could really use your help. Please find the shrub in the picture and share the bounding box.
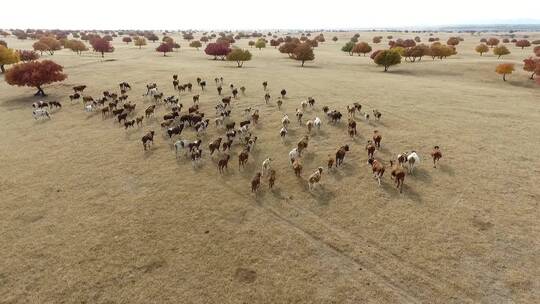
[204,42,231,60]
[332,36,338,42]
[270,39,280,48]
[5,60,67,95]
[183,33,194,41]
[248,41,255,48]
[200,36,209,44]
[65,39,88,54]
[90,38,114,57]
[190,40,202,50]
[515,40,531,49]
[279,42,299,57]
[292,43,314,66]
[493,45,510,59]
[134,37,147,49]
[487,37,500,48]
[372,36,382,44]
[475,44,489,56]
[447,37,460,46]
[523,57,539,79]
[495,63,514,81]
[17,50,40,61]
[373,49,401,71]
[352,42,372,56]
[255,39,266,50]
[0,45,20,73]
[227,48,252,67]
[156,43,173,56]
[341,41,355,56]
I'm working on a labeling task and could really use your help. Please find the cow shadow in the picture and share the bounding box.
[438,163,454,176]
[409,167,432,183]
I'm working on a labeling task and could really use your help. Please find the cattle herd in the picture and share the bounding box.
[31,76,444,195]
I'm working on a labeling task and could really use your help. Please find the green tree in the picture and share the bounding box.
[226,48,252,67]
[341,41,355,56]
[493,45,510,59]
[373,49,401,72]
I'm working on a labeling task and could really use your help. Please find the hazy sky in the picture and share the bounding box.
[3,0,540,30]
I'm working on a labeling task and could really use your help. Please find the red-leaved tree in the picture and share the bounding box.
[156,43,173,56]
[16,50,40,61]
[515,40,531,49]
[90,38,114,57]
[5,60,67,96]
[523,57,539,79]
[204,42,231,60]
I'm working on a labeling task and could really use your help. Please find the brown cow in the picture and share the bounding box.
[251,172,262,192]
[390,160,405,193]
[218,154,230,173]
[430,146,442,168]
[142,131,155,150]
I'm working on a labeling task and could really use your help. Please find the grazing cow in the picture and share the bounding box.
[118,113,128,124]
[306,120,314,133]
[301,100,308,111]
[225,121,236,131]
[101,107,110,118]
[262,81,268,91]
[247,136,257,152]
[226,130,237,142]
[222,139,233,152]
[49,101,62,109]
[292,159,303,177]
[347,105,356,117]
[280,127,288,142]
[307,97,315,107]
[406,151,420,174]
[69,93,81,102]
[397,152,408,167]
[119,82,131,91]
[193,94,200,104]
[161,119,174,128]
[32,100,49,109]
[268,169,276,189]
[85,103,96,112]
[313,117,322,130]
[280,89,287,98]
[187,139,202,152]
[296,108,303,123]
[209,138,222,155]
[124,120,135,129]
[322,106,329,114]
[368,158,385,186]
[251,110,259,124]
[232,88,238,99]
[174,139,190,158]
[327,110,342,123]
[238,149,249,169]
[251,172,262,192]
[348,119,357,137]
[308,167,324,190]
[200,81,206,90]
[73,85,86,93]
[152,92,164,103]
[191,148,203,166]
[218,154,230,173]
[390,160,405,193]
[239,120,251,128]
[289,148,301,164]
[217,86,223,95]
[194,119,209,135]
[163,111,179,121]
[214,116,224,128]
[173,79,180,90]
[297,135,309,154]
[372,109,382,120]
[197,77,201,85]
[136,116,144,127]
[364,113,370,121]
[327,154,334,169]
[32,109,50,120]
[365,140,376,160]
[82,96,94,103]
[112,108,124,116]
[335,145,350,167]
[240,86,246,95]
[261,158,272,176]
[281,114,290,127]
[430,146,442,168]
[264,93,270,104]
[141,131,155,150]
[353,102,362,112]
[167,125,184,138]
[277,98,283,110]
[373,130,382,149]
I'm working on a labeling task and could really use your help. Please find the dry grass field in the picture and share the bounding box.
[1,31,539,303]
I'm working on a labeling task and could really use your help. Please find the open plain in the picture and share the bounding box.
[1,31,540,303]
